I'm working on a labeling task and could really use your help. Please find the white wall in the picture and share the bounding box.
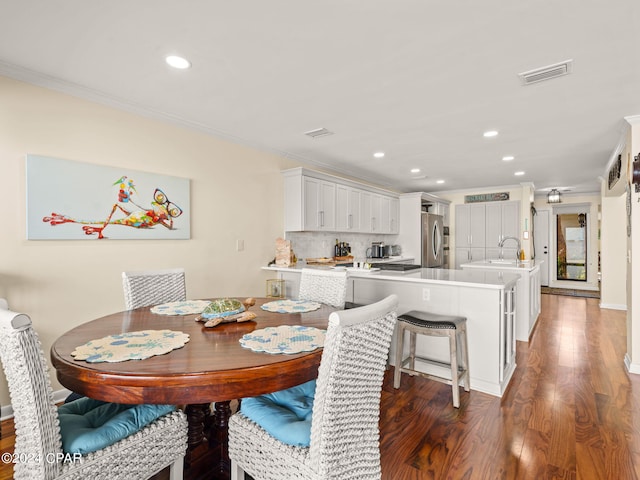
[0,75,300,407]
[627,117,640,373]
[600,185,627,309]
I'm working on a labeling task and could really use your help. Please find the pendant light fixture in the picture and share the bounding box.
[578,213,586,228]
[547,188,561,204]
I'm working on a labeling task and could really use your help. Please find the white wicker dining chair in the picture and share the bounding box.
[298,268,348,309]
[122,267,186,310]
[229,294,399,480]
[0,306,188,480]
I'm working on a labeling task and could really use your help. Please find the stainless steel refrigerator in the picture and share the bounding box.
[421,213,444,268]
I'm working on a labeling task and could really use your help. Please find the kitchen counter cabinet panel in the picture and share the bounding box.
[461,260,541,342]
[263,265,518,397]
[351,277,516,397]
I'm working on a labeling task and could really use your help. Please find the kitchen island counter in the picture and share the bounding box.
[461,260,542,342]
[264,265,519,397]
[264,264,518,290]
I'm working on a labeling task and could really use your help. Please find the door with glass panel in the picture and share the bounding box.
[556,213,587,281]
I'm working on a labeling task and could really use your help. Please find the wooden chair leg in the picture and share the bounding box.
[449,330,460,408]
[409,331,417,371]
[460,325,471,392]
[231,459,244,480]
[169,456,185,480]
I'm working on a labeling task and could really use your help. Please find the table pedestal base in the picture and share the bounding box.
[185,401,234,480]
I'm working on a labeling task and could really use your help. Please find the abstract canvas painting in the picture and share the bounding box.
[26,154,190,240]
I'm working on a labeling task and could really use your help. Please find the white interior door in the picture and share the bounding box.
[534,209,550,286]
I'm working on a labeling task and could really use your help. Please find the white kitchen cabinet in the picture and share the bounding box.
[370,194,382,232]
[455,247,485,269]
[302,176,336,231]
[389,197,399,233]
[336,184,361,231]
[282,167,399,233]
[485,201,520,260]
[361,193,399,234]
[359,190,372,232]
[455,204,486,248]
[379,195,391,233]
[455,204,487,269]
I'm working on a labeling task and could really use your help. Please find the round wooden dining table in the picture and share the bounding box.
[50,297,336,480]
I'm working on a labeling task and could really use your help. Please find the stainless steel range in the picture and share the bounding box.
[371,263,422,271]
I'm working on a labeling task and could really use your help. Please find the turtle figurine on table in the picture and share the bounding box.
[196,297,257,328]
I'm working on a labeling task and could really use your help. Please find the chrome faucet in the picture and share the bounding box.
[498,236,521,261]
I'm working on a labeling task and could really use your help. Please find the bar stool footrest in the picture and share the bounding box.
[399,355,468,387]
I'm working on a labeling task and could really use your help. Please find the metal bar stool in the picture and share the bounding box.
[393,311,470,408]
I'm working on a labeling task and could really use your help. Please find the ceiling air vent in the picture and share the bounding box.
[518,59,573,85]
[304,127,334,139]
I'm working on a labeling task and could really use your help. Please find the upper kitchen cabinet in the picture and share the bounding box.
[388,197,399,234]
[336,184,361,231]
[283,169,335,231]
[359,190,372,232]
[455,203,486,248]
[303,176,336,231]
[485,201,520,259]
[367,193,399,234]
[282,168,399,233]
[455,203,486,268]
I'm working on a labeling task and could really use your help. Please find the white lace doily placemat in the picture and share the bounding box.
[239,325,325,354]
[150,300,211,315]
[71,330,190,363]
[260,300,322,314]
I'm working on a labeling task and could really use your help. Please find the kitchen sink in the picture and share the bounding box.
[486,259,532,266]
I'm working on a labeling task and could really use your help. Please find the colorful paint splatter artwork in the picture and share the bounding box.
[27,155,190,240]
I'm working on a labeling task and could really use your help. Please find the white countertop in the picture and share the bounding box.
[263,264,518,290]
[460,259,543,272]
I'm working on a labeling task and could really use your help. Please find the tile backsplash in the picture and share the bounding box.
[284,231,400,262]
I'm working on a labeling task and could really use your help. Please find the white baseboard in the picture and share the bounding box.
[624,354,640,375]
[599,303,627,311]
[1,388,72,421]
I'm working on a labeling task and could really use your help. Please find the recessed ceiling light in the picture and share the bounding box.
[165,55,191,69]
[514,171,525,176]
[373,152,385,158]
[410,168,421,173]
[436,180,445,184]
[483,130,499,138]
[502,156,515,161]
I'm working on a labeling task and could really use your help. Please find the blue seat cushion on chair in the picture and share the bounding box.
[57,397,176,454]
[240,379,316,447]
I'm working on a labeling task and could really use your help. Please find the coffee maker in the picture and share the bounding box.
[368,242,385,259]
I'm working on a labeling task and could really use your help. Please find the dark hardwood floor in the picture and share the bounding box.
[2,293,639,479]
